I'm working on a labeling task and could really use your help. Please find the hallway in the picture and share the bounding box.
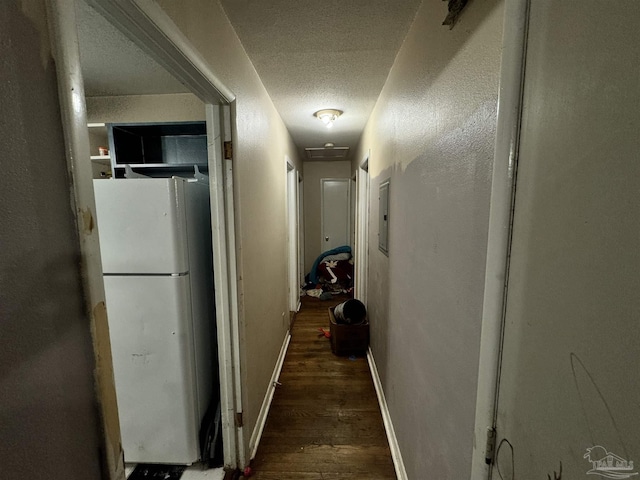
[5,1,640,479]
[249,295,395,479]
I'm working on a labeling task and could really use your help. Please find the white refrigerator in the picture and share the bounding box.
[93,177,217,465]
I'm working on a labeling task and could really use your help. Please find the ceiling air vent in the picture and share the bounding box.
[305,146,350,160]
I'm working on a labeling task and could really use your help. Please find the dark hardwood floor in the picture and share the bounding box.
[248,295,396,479]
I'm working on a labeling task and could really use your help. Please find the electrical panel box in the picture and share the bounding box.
[379,179,390,255]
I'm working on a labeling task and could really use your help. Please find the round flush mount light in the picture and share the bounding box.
[314,109,343,128]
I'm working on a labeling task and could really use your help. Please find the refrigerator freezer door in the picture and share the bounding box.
[94,178,189,274]
[104,274,201,464]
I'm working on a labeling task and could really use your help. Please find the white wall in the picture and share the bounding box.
[153,0,300,461]
[492,2,640,478]
[302,160,352,273]
[354,0,504,478]
[0,1,104,478]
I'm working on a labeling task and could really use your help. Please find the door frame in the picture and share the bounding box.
[47,0,243,476]
[320,178,351,250]
[297,172,305,288]
[355,153,370,305]
[286,156,301,313]
[470,0,530,478]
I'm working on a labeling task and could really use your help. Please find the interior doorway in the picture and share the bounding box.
[49,0,243,476]
[355,155,370,304]
[297,172,305,289]
[286,157,301,313]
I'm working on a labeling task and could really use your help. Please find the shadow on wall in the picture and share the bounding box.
[0,1,103,477]
[365,166,393,383]
[364,0,503,381]
[408,0,503,102]
[358,0,506,478]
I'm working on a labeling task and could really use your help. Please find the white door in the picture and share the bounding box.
[489,2,640,478]
[321,178,350,251]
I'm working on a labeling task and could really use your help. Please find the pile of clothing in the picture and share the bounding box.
[304,246,354,297]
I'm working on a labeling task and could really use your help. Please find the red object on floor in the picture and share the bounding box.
[318,328,331,338]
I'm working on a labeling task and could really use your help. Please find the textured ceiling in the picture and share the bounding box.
[219,0,422,159]
[76,0,188,96]
[75,0,422,159]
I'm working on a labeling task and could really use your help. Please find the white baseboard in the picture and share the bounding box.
[367,347,408,480]
[248,332,291,460]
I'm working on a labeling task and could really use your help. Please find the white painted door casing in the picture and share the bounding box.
[488,2,640,479]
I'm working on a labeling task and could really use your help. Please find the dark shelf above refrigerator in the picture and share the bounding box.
[108,121,208,178]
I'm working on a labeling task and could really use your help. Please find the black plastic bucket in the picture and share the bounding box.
[333,299,367,325]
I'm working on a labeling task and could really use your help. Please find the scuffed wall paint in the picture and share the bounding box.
[153,0,300,462]
[92,301,123,477]
[81,207,95,234]
[354,0,504,478]
[0,1,103,478]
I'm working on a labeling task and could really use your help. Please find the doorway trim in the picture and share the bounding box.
[355,153,370,305]
[286,156,301,313]
[297,172,305,290]
[85,0,234,104]
[206,105,243,470]
[47,0,242,476]
[470,0,530,478]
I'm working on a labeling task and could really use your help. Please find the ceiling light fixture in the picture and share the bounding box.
[314,109,342,128]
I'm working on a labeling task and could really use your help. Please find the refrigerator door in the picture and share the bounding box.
[94,178,189,274]
[104,274,200,464]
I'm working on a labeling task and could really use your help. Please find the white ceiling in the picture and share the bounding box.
[76,0,188,96]
[76,0,422,159]
[219,0,422,159]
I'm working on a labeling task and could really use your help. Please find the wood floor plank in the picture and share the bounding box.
[251,473,395,480]
[250,461,395,474]
[248,295,396,479]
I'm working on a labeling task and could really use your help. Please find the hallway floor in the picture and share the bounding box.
[248,295,396,479]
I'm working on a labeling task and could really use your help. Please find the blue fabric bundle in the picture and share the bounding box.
[309,245,352,284]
